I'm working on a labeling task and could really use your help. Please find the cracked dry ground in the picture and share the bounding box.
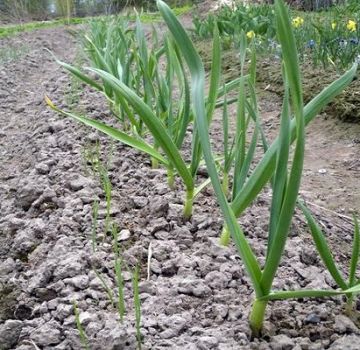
[0,25,360,350]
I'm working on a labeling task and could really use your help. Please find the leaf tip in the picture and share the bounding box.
[44,95,55,109]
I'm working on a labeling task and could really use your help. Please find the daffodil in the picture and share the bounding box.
[246,30,255,39]
[347,20,356,32]
[292,16,304,28]
[331,21,337,30]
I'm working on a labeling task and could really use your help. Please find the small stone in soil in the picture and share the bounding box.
[35,162,50,174]
[118,229,131,241]
[304,313,321,325]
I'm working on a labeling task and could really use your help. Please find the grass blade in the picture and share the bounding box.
[73,301,90,350]
[191,24,221,177]
[260,0,305,295]
[268,80,290,253]
[133,265,142,350]
[298,201,348,290]
[55,57,103,91]
[85,68,194,191]
[231,62,358,218]
[349,216,360,287]
[260,287,359,301]
[45,96,169,166]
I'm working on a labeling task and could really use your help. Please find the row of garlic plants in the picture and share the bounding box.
[48,12,247,220]
[46,0,360,336]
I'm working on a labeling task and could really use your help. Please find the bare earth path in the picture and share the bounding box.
[0,22,359,350]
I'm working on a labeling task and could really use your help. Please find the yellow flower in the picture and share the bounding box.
[292,16,304,28]
[331,21,337,30]
[246,30,255,39]
[347,20,357,32]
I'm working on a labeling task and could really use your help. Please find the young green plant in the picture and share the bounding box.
[157,0,360,336]
[112,224,126,322]
[132,264,142,350]
[299,202,360,313]
[219,34,265,246]
[73,301,90,350]
[46,15,241,219]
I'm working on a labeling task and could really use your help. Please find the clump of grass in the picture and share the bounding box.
[46,11,242,219]
[0,44,29,65]
[0,17,85,38]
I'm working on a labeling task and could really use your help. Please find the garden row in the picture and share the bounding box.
[46,0,360,339]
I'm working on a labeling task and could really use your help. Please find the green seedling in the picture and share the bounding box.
[46,14,242,219]
[112,224,126,322]
[91,199,99,252]
[93,268,115,307]
[299,202,360,313]
[73,301,90,350]
[132,264,142,350]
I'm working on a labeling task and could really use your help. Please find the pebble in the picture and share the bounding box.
[158,314,190,338]
[118,229,131,241]
[55,304,73,320]
[304,313,321,325]
[139,281,156,295]
[149,217,170,234]
[131,196,148,208]
[53,253,88,280]
[35,162,50,174]
[205,271,230,290]
[0,258,16,275]
[79,311,94,326]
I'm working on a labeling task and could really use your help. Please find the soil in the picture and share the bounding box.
[196,40,360,124]
[0,14,360,350]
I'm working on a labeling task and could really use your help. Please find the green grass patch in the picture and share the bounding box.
[0,43,30,64]
[129,4,192,23]
[0,18,85,38]
[0,5,192,38]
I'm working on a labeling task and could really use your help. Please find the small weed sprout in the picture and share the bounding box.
[132,265,142,350]
[91,199,99,252]
[73,301,90,350]
[112,224,126,322]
